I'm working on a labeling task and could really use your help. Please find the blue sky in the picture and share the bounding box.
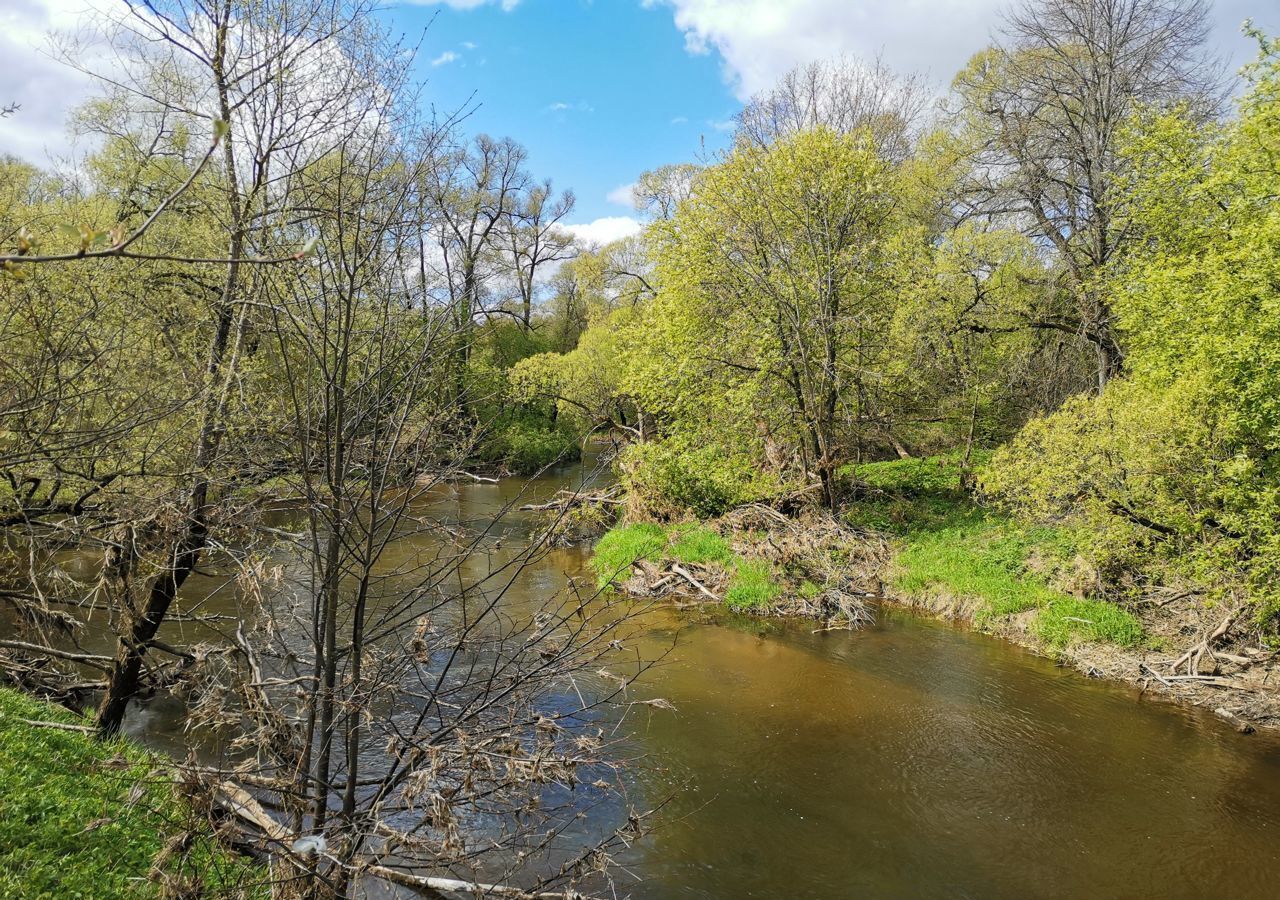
[379,0,1276,234]
[383,1,739,226]
[3,0,1275,238]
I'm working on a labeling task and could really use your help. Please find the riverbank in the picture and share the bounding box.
[0,687,264,898]
[592,454,1280,732]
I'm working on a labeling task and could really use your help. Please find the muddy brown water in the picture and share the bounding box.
[76,456,1280,898]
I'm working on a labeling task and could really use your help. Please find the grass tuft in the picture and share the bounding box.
[669,525,732,566]
[1034,597,1144,648]
[725,559,781,610]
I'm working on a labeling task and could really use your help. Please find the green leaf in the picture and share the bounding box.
[212,119,230,141]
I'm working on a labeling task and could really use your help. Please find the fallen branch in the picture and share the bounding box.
[20,718,94,733]
[1170,608,1239,676]
[670,564,719,601]
[364,864,587,899]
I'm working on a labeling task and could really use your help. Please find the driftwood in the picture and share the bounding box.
[520,488,622,512]
[1170,608,1239,676]
[211,776,593,899]
[365,865,586,899]
[670,564,719,601]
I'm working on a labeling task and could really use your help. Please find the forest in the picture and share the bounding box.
[2,0,1279,897]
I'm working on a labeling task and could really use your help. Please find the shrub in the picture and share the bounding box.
[477,416,581,475]
[621,441,780,518]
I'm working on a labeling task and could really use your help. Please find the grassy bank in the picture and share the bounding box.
[845,454,1144,649]
[592,521,782,610]
[0,688,262,899]
[593,452,1143,650]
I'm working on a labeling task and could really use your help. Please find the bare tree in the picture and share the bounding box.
[425,134,530,407]
[736,54,933,162]
[950,0,1225,390]
[506,180,575,330]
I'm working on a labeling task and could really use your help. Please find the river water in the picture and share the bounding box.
[113,455,1280,899]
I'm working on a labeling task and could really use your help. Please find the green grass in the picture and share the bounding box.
[592,522,669,588]
[1034,597,1144,648]
[850,454,1143,649]
[592,522,783,609]
[725,559,782,610]
[894,520,1066,620]
[0,688,262,899]
[669,524,732,565]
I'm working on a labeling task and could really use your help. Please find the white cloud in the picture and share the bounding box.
[461,41,479,50]
[546,99,594,114]
[431,50,459,66]
[606,182,636,208]
[432,0,521,10]
[0,0,113,164]
[564,216,642,247]
[670,115,688,124]
[644,0,1271,101]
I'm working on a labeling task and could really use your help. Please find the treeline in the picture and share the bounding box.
[515,2,1280,627]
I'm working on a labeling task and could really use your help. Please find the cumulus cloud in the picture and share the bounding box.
[0,0,112,164]
[431,50,459,66]
[606,182,637,208]
[564,216,642,247]
[643,0,1269,101]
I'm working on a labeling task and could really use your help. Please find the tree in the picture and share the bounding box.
[639,129,913,508]
[505,179,575,329]
[950,0,1223,390]
[985,32,1280,623]
[736,54,932,164]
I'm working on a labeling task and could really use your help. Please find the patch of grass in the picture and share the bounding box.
[845,450,990,495]
[842,454,989,535]
[894,521,1062,621]
[1034,597,1144,648]
[669,525,731,566]
[0,688,262,899]
[592,522,668,588]
[725,558,781,610]
[798,579,822,600]
[848,454,1139,648]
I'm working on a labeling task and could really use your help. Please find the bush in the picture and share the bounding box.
[477,416,581,475]
[621,440,780,518]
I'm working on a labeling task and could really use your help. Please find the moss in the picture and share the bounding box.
[0,688,262,899]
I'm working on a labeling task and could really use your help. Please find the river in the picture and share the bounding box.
[107,453,1280,899]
